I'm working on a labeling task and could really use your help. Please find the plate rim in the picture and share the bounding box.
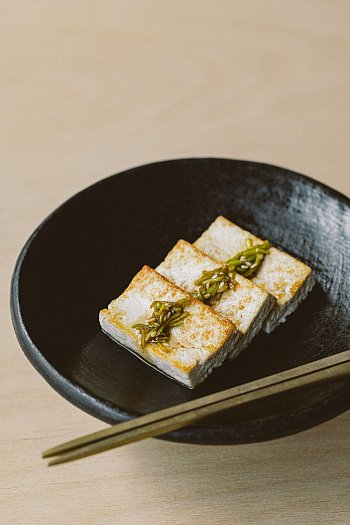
[10,157,350,445]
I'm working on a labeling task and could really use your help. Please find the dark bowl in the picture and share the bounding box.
[11,158,350,444]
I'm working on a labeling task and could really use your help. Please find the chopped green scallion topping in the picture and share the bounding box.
[226,239,270,278]
[193,264,235,305]
[133,298,190,348]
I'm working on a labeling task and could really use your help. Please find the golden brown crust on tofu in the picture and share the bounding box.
[99,265,239,388]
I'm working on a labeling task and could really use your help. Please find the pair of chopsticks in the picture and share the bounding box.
[43,349,350,466]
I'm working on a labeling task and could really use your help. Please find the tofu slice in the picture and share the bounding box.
[194,216,316,333]
[156,240,275,358]
[99,265,240,388]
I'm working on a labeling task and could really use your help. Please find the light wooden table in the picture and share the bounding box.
[1,2,349,524]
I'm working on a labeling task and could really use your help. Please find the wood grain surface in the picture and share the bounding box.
[1,1,349,524]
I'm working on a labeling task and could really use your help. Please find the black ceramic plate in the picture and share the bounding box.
[11,158,350,445]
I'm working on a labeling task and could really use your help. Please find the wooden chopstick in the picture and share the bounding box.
[43,350,350,466]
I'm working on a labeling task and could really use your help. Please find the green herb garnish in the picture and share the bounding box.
[133,298,190,348]
[193,264,235,305]
[226,239,270,278]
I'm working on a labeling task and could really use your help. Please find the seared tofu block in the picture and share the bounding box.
[156,240,275,358]
[99,265,240,388]
[194,216,315,333]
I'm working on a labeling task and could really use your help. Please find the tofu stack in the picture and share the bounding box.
[99,265,240,388]
[99,216,315,388]
[195,216,315,333]
[156,240,275,358]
